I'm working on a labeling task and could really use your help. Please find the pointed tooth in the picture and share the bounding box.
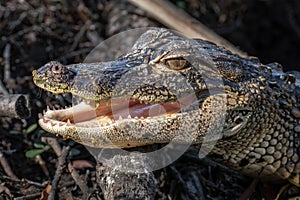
[47,105,50,111]
[118,116,123,120]
[134,116,139,119]
[43,110,46,115]
[67,119,71,125]
[127,115,132,119]
[140,116,144,119]
[62,135,69,139]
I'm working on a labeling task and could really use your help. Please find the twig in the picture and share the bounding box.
[69,22,89,52]
[14,192,43,200]
[48,145,70,200]
[9,12,27,31]
[169,165,204,200]
[239,177,259,200]
[42,137,91,199]
[67,162,90,199]
[0,151,18,180]
[0,174,48,188]
[128,0,246,57]
[76,1,92,23]
[275,184,290,200]
[3,43,11,81]
[35,154,50,178]
[23,179,49,188]
[57,47,92,63]
[0,184,12,198]
[0,80,8,95]
[0,94,31,119]
[41,137,62,156]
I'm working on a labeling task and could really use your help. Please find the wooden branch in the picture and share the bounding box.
[48,146,69,200]
[3,43,11,81]
[0,80,8,95]
[0,151,18,180]
[96,153,156,199]
[0,94,31,119]
[128,0,247,57]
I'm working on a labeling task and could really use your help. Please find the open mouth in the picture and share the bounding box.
[41,94,198,128]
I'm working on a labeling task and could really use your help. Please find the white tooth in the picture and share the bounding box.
[47,106,50,111]
[140,116,144,119]
[67,119,71,125]
[118,116,123,120]
[96,102,100,108]
[127,115,132,119]
[43,110,46,115]
[134,116,139,119]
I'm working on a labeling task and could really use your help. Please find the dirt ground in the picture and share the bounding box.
[0,0,300,199]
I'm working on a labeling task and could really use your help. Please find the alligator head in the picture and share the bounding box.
[33,28,300,184]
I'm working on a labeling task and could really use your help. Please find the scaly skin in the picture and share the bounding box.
[33,28,300,185]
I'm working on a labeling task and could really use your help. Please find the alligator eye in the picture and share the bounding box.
[165,57,189,70]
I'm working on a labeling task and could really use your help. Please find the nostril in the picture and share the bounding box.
[43,61,65,74]
[52,64,63,74]
[53,65,59,71]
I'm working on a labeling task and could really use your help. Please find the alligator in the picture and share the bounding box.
[32,28,300,186]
